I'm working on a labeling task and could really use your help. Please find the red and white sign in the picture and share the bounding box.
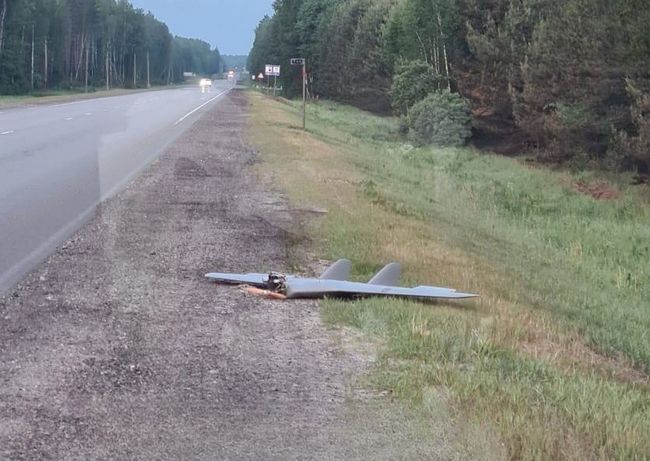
[265,64,281,77]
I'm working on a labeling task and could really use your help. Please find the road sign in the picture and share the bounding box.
[265,64,280,77]
[290,58,307,130]
[257,73,264,80]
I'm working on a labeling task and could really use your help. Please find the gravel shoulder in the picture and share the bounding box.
[0,90,482,460]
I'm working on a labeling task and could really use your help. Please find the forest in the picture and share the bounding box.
[0,0,223,94]
[248,0,650,174]
[222,54,248,71]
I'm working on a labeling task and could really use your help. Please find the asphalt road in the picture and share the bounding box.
[0,82,233,293]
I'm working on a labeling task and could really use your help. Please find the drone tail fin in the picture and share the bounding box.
[320,259,352,281]
[368,262,401,286]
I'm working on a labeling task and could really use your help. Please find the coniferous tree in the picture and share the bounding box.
[0,0,222,94]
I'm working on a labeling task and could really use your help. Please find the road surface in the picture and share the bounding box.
[0,82,232,293]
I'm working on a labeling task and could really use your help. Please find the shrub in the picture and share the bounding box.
[390,60,445,115]
[407,91,472,147]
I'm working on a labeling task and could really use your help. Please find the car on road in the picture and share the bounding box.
[199,78,212,92]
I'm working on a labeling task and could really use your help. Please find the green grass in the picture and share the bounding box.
[307,101,650,372]
[324,299,650,459]
[0,86,168,108]
[0,89,84,102]
[248,93,650,460]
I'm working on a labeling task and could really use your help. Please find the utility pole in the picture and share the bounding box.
[133,53,137,88]
[146,51,150,88]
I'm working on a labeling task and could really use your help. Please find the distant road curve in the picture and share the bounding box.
[0,81,233,293]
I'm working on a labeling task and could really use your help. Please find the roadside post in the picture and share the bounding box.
[272,65,281,97]
[264,65,273,95]
[291,58,306,130]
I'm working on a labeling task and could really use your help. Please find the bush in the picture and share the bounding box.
[407,92,472,147]
[390,60,445,115]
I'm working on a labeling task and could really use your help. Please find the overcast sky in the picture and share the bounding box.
[130,0,274,55]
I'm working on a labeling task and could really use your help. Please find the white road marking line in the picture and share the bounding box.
[173,90,228,126]
[84,112,93,116]
[64,117,73,121]
[1,130,15,135]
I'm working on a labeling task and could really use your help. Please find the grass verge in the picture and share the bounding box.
[247,91,650,460]
[0,86,172,109]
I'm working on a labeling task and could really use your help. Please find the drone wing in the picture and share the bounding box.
[320,259,352,281]
[368,262,401,286]
[285,279,477,300]
[205,272,269,287]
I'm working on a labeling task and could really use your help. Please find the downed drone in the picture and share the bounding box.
[205,259,478,300]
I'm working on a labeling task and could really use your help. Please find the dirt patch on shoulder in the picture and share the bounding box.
[572,180,621,200]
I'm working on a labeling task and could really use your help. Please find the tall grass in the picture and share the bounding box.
[248,93,650,459]
[309,101,650,372]
[324,298,650,459]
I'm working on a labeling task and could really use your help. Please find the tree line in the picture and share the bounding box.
[222,54,248,71]
[249,0,650,173]
[0,0,223,94]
